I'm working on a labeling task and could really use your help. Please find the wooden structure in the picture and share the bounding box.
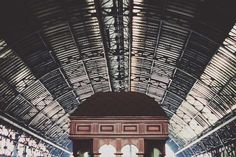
[69,92,168,157]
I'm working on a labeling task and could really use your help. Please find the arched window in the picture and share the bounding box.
[99,144,116,157]
[151,148,161,157]
[83,152,90,157]
[121,144,138,157]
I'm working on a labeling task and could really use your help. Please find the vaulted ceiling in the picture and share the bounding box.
[0,0,235,156]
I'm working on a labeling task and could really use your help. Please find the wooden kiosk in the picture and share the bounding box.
[69,92,168,157]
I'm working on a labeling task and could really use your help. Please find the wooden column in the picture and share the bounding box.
[116,138,122,157]
[93,138,100,156]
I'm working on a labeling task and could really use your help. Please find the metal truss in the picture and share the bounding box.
[0,0,235,156]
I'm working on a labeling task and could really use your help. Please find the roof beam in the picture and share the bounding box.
[159,31,192,104]
[177,31,192,62]
[27,80,68,125]
[135,56,225,101]
[40,32,81,103]
[67,22,95,94]
[145,21,163,94]
[175,113,236,155]
[94,0,113,91]
[204,74,236,114]
[0,113,72,155]
[45,113,68,136]
[128,0,133,91]
[0,78,41,115]
[0,77,18,95]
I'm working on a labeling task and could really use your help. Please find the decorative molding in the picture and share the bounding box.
[123,125,138,132]
[70,117,168,138]
[146,125,161,132]
[77,125,91,132]
[100,125,114,132]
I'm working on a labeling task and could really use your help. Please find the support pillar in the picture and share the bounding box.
[115,139,122,157]
[161,141,166,157]
[73,139,93,157]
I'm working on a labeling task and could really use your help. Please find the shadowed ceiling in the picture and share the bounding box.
[0,0,235,156]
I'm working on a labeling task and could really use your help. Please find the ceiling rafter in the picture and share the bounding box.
[67,22,95,94]
[0,1,235,156]
[38,32,80,102]
[205,74,236,112]
[0,77,69,150]
[176,113,236,155]
[145,20,163,94]
[159,30,193,104]
[0,76,18,95]
[135,55,225,101]
[128,0,133,91]
[27,80,69,129]
[94,0,113,92]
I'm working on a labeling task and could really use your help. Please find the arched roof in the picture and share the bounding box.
[0,0,235,156]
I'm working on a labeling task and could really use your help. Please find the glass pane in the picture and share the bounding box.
[99,144,116,157]
[121,144,138,157]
